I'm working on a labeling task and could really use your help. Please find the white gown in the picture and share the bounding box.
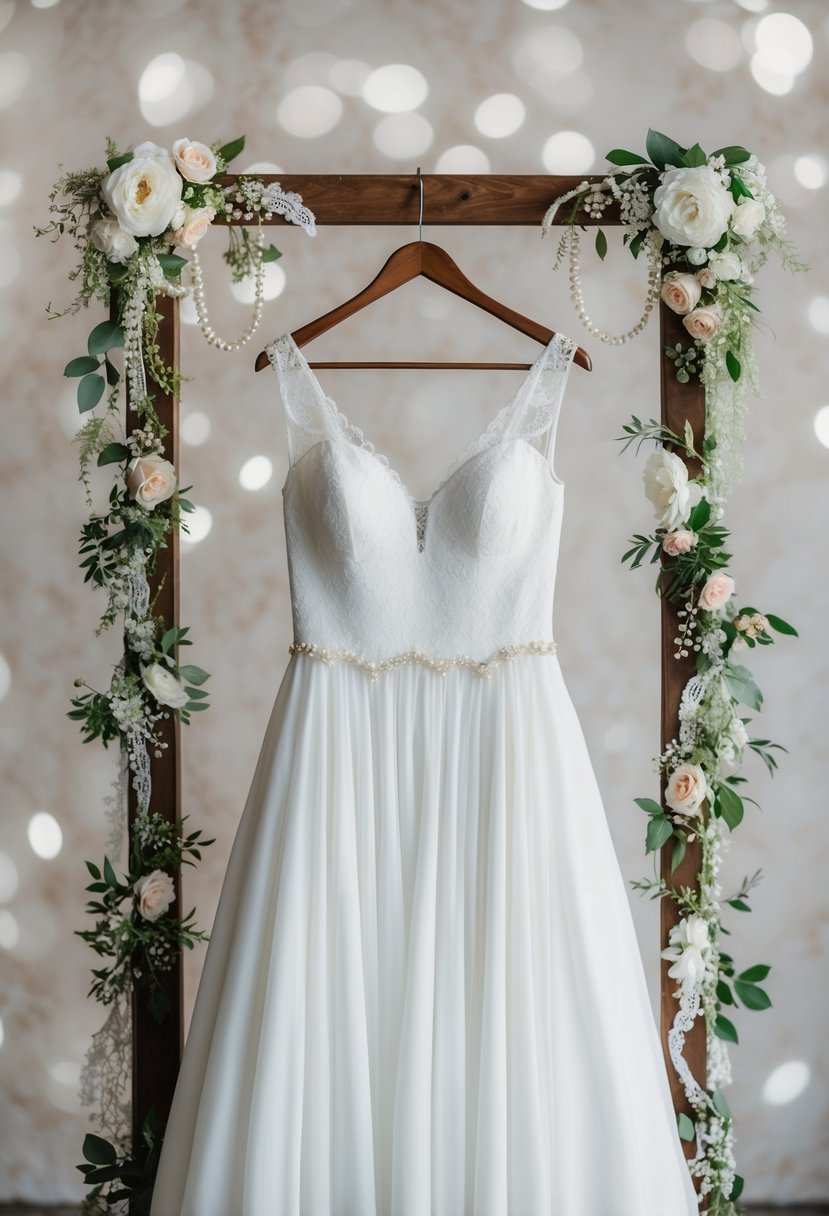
[150,330,700,1216]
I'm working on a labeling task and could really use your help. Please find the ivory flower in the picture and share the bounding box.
[653,165,735,248]
[699,571,735,611]
[141,661,190,709]
[695,266,717,290]
[708,250,742,281]
[89,216,138,264]
[665,762,708,816]
[134,869,175,922]
[102,141,184,238]
[172,138,217,183]
[683,303,722,341]
[125,453,178,510]
[171,204,216,248]
[662,529,697,556]
[661,271,701,316]
[643,449,703,531]
[731,196,766,239]
[661,913,711,988]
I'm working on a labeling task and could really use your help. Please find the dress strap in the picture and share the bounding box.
[500,331,578,470]
[265,332,337,467]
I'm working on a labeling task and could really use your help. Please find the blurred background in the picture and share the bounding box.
[0,0,827,1206]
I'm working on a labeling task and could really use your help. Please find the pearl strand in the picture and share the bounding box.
[288,638,558,681]
[568,226,663,346]
[189,226,266,352]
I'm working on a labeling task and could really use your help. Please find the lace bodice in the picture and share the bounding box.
[266,330,577,665]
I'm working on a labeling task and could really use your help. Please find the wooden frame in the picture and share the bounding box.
[123,174,706,1197]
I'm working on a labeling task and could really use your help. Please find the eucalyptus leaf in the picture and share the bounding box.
[103,856,118,888]
[645,814,673,853]
[77,373,105,414]
[606,148,648,166]
[633,797,664,817]
[714,1013,739,1044]
[261,243,282,263]
[104,356,120,386]
[734,980,772,1010]
[670,832,687,874]
[712,1087,732,1119]
[88,319,124,355]
[717,784,744,830]
[97,442,130,467]
[676,1112,695,1142]
[157,253,188,280]
[595,229,608,261]
[177,664,210,685]
[724,664,764,711]
[64,355,100,377]
[646,128,686,171]
[738,963,770,983]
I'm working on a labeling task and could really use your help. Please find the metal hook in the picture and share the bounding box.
[416,165,423,242]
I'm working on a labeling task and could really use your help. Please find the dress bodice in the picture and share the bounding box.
[266,330,577,670]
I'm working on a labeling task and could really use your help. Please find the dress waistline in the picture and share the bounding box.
[288,638,558,680]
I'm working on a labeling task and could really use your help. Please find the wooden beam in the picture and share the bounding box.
[214,173,612,226]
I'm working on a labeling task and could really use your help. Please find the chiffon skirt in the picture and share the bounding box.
[149,652,699,1216]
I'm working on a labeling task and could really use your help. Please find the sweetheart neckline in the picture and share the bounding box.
[276,329,567,508]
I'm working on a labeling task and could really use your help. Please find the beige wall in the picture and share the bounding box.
[0,0,827,1202]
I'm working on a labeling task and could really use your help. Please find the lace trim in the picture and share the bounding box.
[269,330,577,505]
[288,638,558,679]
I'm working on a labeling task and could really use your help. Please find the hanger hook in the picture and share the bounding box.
[416,165,423,243]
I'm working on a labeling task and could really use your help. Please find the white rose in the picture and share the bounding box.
[643,448,704,531]
[141,661,190,709]
[661,913,711,987]
[686,246,708,266]
[102,140,184,237]
[661,271,701,316]
[729,717,749,751]
[89,216,138,264]
[695,266,717,290]
[125,453,178,510]
[731,196,765,239]
[133,869,175,922]
[664,945,707,987]
[708,250,742,281]
[170,204,216,248]
[683,303,722,341]
[653,165,735,248]
[172,138,217,183]
[665,762,708,816]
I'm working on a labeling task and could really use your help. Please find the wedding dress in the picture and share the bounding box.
[149,329,700,1215]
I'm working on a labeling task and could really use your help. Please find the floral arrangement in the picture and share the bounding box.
[36,133,315,1211]
[542,130,805,1213]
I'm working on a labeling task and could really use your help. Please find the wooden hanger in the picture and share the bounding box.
[254,168,591,373]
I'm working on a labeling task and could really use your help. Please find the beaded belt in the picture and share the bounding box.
[288,639,558,680]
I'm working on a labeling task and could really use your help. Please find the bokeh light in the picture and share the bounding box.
[277,85,343,138]
[513,25,583,91]
[362,63,428,113]
[181,411,212,446]
[0,648,10,700]
[230,262,286,304]
[685,19,743,70]
[138,53,214,126]
[0,1016,4,1050]
[283,50,339,91]
[807,297,829,335]
[763,1060,811,1104]
[0,52,30,108]
[793,155,827,190]
[474,93,526,139]
[0,851,18,902]
[328,58,371,96]
[0,169,22,206]
[239,455,273,491]
[28,812,62,860]
[434,145,490,173]
[0,218,21,288]
[373,113,433,160]
[542,130,595,173]
[521,0,570,8]
[754,12,813,74]
[813,406,829,449]
[181,505,213,545]
[0,908,20,950]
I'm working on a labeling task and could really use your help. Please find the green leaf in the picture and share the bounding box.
[160,626,179,655]
[677,1112,695,1142]
[606,148,648,166]
[713,145,751,165]
[595,229,608,261]
[729,1174,745,1201]
[717,979,735,1006]
[724,664,764,711]
[177,664,210,686]
[64,355,100,377]
[104,355,120,386]
[670,833,687,874]
[633,797,664,817]
[216,135,246,164]
[714,1013,739,1044]
[82,1163,123,1183]
[712,1087,732,1119]
[738,963,770,983]
[734,980,772,1010]
[683,142,706,167]
[645,814,673,853]
[156,252,188,280]
[85,860,102,880]
[646,128,686,171]
[184,686,209,699]
[716,784,744,830]
[82,1132,117,1165]
[78,373,105,414]
[261,243,282,263]
[97,442,130,467]
[728,174,753,202]
[765,613,798,637]
[102,855,118,888]
[725,350,741,382]
[629,229,646,259]
[106,150,134,172]
[687,498,711,531]
[727,897,751,912]
[88,319,124,355]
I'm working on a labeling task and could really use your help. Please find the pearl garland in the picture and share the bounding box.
[567,225,663,346]
[189,225,266,352]
[288,638,558,680]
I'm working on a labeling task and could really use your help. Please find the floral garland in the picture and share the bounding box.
[36,133,315,1211]
[542,129,805,1212]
